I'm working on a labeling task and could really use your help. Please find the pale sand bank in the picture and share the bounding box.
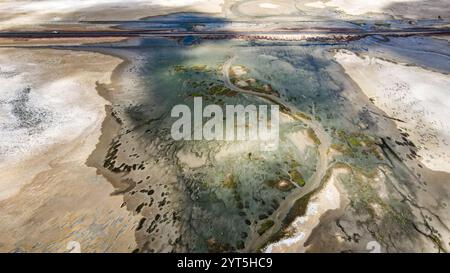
[265,167,348,253]
[334,49,450,173]
[0,37,127,47]
[305,0,449,19]
[306,0,414,15]
[0,48,138,252]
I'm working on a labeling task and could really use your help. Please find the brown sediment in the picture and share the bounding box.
[85,48,133,186]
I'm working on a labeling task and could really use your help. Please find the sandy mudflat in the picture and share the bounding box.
[334,50,450,173]
[306,0,415,15]
[0,37,128,47]
[0,48,138,252]
[265,167,348,253]
[0,0,449,253]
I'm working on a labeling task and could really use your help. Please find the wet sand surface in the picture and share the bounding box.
[0,48,139,252]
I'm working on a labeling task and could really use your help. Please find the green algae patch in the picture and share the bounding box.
[332,129,384,160]
[229,66,279,96]
[330,143,354,156]
[261,192,314,251]
[336,130,377,148]
[174,63,239,100]
[241,81,277,95]
[347,135,362,147]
